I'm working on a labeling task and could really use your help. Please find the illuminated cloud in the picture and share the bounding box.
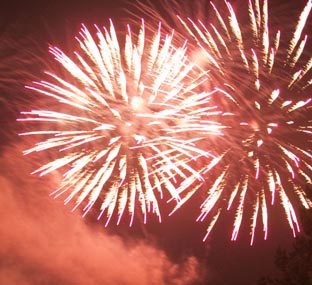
[0,144,203,285]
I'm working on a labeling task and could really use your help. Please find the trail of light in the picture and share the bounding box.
[231,178,248,241]
[250,193,260,246]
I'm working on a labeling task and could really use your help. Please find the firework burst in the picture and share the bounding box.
[19,20,223,226]
[154,0,312,244]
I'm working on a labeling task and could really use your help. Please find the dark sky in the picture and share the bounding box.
[0,0,310,284]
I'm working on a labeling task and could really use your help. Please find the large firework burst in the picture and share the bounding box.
[19,20,223,226]
[167,0,312,244]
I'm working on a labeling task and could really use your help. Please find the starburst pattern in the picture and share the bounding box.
[19,20,223,226]
[164,0,312,244]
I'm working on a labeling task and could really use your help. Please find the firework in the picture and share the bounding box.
[19,20,223,226]
[164,0,312,244]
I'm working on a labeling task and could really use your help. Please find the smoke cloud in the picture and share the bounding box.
[0,144,203,285]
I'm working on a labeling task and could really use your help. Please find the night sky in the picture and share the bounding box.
[0,0,310,284]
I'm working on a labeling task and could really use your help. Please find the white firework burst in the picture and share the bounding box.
[19,20,223,226]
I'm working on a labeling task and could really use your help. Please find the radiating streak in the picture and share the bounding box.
[250,193,259,246]
[202,209,221,242]
[227,183,239,210]
[279,185,301,237]
[231,178,248,241]
[261,190,268,240]
[197,171,226,222]
[287,0,312,59]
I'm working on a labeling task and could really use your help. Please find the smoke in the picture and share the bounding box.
[0,144,203,285]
